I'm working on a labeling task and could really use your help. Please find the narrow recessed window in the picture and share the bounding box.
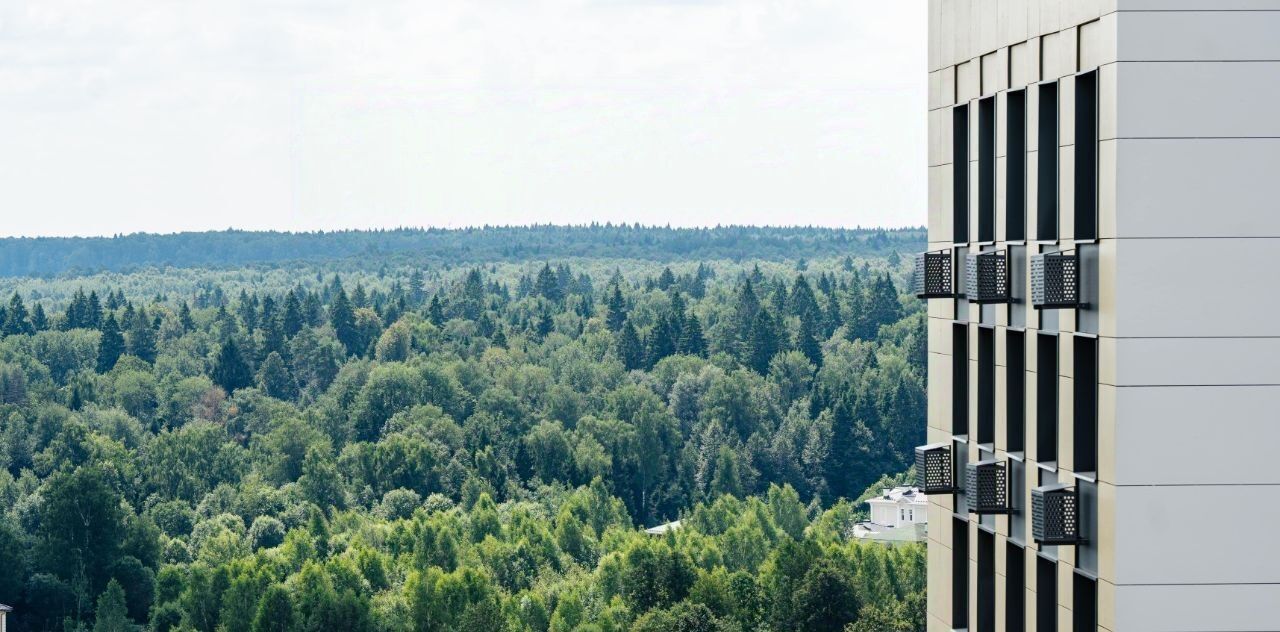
[978,97,996,242]
[1037,82,1059,241]
[955,104,971,243]
[1006,330,1027,453]
[1036,334,1058,463]
[1073,336,1098,474]
[1074,71,1099,241]
[1007,543,1026,632]
[954,323,970,437]
[1037,557,1057,632]
[1007,90,1027,241]
[954,518,970,628]
[1073,574,1097,632]
[978,327,995,445]
[978,530,996,632]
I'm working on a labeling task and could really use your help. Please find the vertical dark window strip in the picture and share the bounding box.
[1074,71,1099,241]
[1037,557,1057,632]
[978,531,996,632]
[1072,574,1097,632]
[1007,90,1027,241]
[954,105,971,243]
[979,97,996,242]
[1036,334,1058,462]
[978,327,995,444]
[1006,330,1026,453]
[953,324,970,436]
[1073,336,1098,473]
[953,518,970,628]
[1036,82,1059,241]
[1007,543,1026,632]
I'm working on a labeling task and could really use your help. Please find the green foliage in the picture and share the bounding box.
[0,230,927,632]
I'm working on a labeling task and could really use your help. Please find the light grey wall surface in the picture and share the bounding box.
[1120,0,1280,10]
[1118,10,1280,61]
[1114,584,1280,632]
[1114,385,1280,485]
[1112,238,1280,338]
[1117,62,1280,138]
[1113,139,1280,238]
[1112,338,1280,386]
[1115,484,1280,584]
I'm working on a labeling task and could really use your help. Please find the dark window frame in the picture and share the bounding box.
[1073,336,1099,474]
[978,96,996,243]
[1007,89,1028,241]
[1036,556,1057,632]
[953,517,970,628]
[1006,330,1027,453]
[1074,70,1099,242]
[1072,573,1097,632]
[1036,81,1059,242]
[978,530,997,632]
[954,104,971,244]
[1007,542,1027,632]
[1036,333,1058,463]
[977,326,996,445]
[953,323,970,437]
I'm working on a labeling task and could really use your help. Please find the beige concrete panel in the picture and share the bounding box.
[995,156,1007,240]
[928,353,951,434]
[1097,384,1115,484]
[996,91,1008,160]
[929,69,942,112]
[928,169,949,244]
[928,108,946,167]
[1040,0,1062,35]
[1098,62,1116,141]
[958,60,980,103]
[929,0,942,71]
[978,0,998,57]
[1041,31,1063,80]
[1060,26,1079,76]
[995,365,1008,448]
[942,65,956,106]
[928,613,950,632]
[942,0,957,68]
[928,312,955,354]
[1005,0,1030,47]
[956,0,973,65]
[1057,74,1074,147]
[927,296,954,319]
[981,51,1003,96]
[928,539,952,620]
[1097,481,1116,582]
[1010,41,1033,89]
[1096,239,1116,337]
[1026,82,1040,152]
[1078,14,1116,70]
[1027,0,1042,39]
[1098,578,1116,632]
[1058,374,1074,472]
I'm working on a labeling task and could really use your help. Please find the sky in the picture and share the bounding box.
[0,0,926,238]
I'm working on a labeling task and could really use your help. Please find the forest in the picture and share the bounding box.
[0,227,927,631]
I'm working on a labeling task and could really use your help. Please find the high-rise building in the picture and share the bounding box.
[918,2,1280,630]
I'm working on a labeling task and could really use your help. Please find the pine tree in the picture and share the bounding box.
[96,314,125,373]
[213,338,254,393]
[605,285,627,332]
[2,293,31,336]
[617,322,644,371]
[93,579,132,632]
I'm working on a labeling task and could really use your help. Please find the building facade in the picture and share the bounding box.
[920,1,1280,630]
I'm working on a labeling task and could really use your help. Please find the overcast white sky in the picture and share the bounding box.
[0,0,926,237]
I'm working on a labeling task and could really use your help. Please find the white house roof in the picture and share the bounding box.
[644,520,682,535]
[0,603,11,612]
[866,486,929,506]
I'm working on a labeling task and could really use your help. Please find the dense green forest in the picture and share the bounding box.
[0,225,923,277]
[0,232,927,632]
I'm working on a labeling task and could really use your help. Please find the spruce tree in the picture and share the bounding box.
[281,290,304,336]
[797,312,823,368]
[212,338,254,393]
[427,295,445,327]
[746,310,779,375]
[616,322,644,371]
[605,285,627,332]
[678,315,707,357]
[329,289,359,355]
[178,301,195,332]
[257,351,296,400]
[86,290,103,328]
[127,310,157,363]
[31,303,48,331]
[96,314,125,372]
